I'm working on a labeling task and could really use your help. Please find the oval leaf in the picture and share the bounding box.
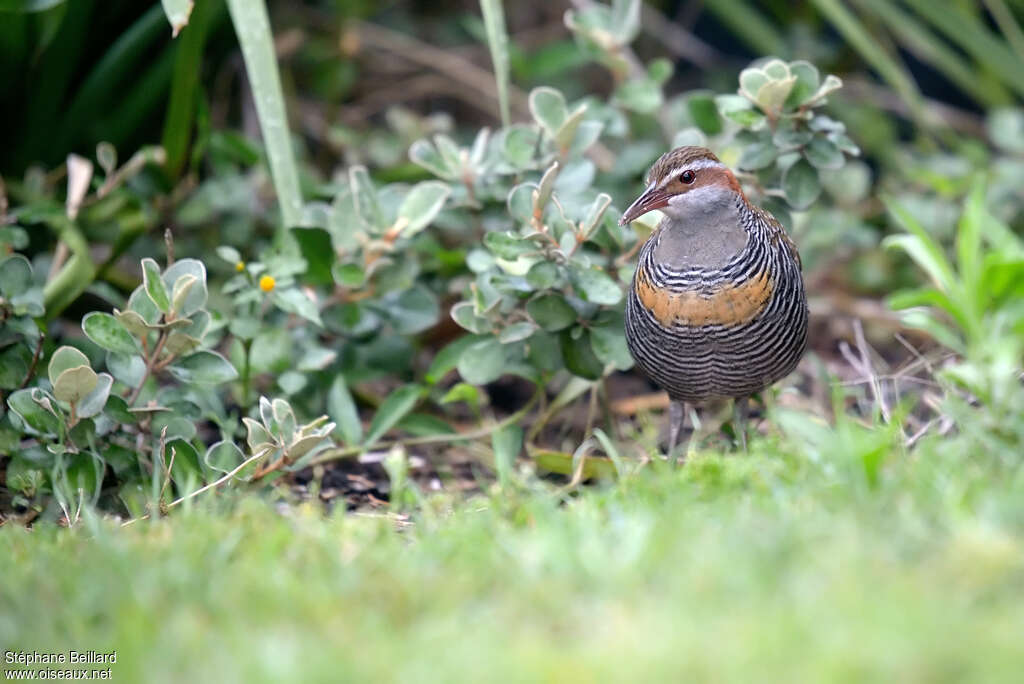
[167,350,238,385]
[48,346,90,387]
[82,312,139,355]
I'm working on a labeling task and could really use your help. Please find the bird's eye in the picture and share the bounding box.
[680,170,696,184]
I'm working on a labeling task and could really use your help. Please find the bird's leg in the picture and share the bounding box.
[667,400,689,466]
[733,396,749,452]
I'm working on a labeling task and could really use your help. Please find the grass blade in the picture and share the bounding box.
[810,0,928,129]
[854,0,1011,107]
[225,0,303,228]
[162,0,223,179]
[903,0,1024,98]
[479,0,510,128]
[701,0,786,57]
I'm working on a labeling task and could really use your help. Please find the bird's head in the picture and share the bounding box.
[618,146,746,225]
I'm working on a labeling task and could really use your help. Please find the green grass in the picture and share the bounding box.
[2,435,1024,682]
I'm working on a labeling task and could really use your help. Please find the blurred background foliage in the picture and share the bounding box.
[1,0,1023,520]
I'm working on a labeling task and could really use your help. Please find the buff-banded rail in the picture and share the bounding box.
[620,146,808,463]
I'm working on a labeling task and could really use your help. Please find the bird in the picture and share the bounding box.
[619,146,808,463]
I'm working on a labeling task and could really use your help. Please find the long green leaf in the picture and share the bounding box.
[853,0,1011,107]
[810,0,928,129]
[903,0,1024,98]
[56,5,167,154]
[479,0,511,128]
[702,0,786,57]
[162,0,223,179]
[225,0,303,228]
[364,385,424,447]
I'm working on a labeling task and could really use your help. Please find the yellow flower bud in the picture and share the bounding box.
[259,275,276,292]
[235,261,245,272]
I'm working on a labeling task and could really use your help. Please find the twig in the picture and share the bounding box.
[18,333,45,389]
[121,449,268,527]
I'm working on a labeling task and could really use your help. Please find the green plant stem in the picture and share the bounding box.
[311,389,542,465]
[128,330,170,406]
[42,219,96,320]
[241,338,253,411]
[479,0,510,128]
[225,0,303,229]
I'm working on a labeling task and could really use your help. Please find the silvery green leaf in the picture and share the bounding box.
[613,76,663,114]
[535,161,560,213]
[755,76,797,113]
[76,373,113,419]
[498,321,536,344]
[272,398,296,442]
[48,346,90,387]
[216,245,241,265]
[170,274,197,316]
[568,120,604,157]
[502,125,541,169]
[786,60,821,106]
[526,293,577,331]
[242,417,276,452]
[82,312,139,355]
[580,193,612,239]
[783,158,822,210]
[128,285,161,324]
[568,263,622,305]
[273,288,322,327]
[554,104,587,152]
[806,74,842,105]
[507,183,536,223]
[205,440,245,475]
[7,388,62,436]
[160,0,193,37]
[451,301,490,334]
[349,166,383,231]
[410,138,456,179]
[805,137,844,170]
[53,365,98,404]
[397,181,450,237]
[761,58,790,80]
[739,141,777,171]
[529,87,568,139]
[610,0,641,44]
[739,68,769,101]
[456,338,506,385]
[167,350,238,385]
[163,259,208,315]
[0,255,32,298]
[469,127,491,166]
[526,261,559,289]
[107,352,146,387]
[141,258,170,313]
[164,331,202,356]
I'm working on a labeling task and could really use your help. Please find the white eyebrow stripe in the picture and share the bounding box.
[654,158,726,188]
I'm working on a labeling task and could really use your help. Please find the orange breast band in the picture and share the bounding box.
[635,269,774,327]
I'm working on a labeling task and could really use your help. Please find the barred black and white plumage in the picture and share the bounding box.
[619,146,808,458]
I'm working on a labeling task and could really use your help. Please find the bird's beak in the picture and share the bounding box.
[619,183,671,225]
